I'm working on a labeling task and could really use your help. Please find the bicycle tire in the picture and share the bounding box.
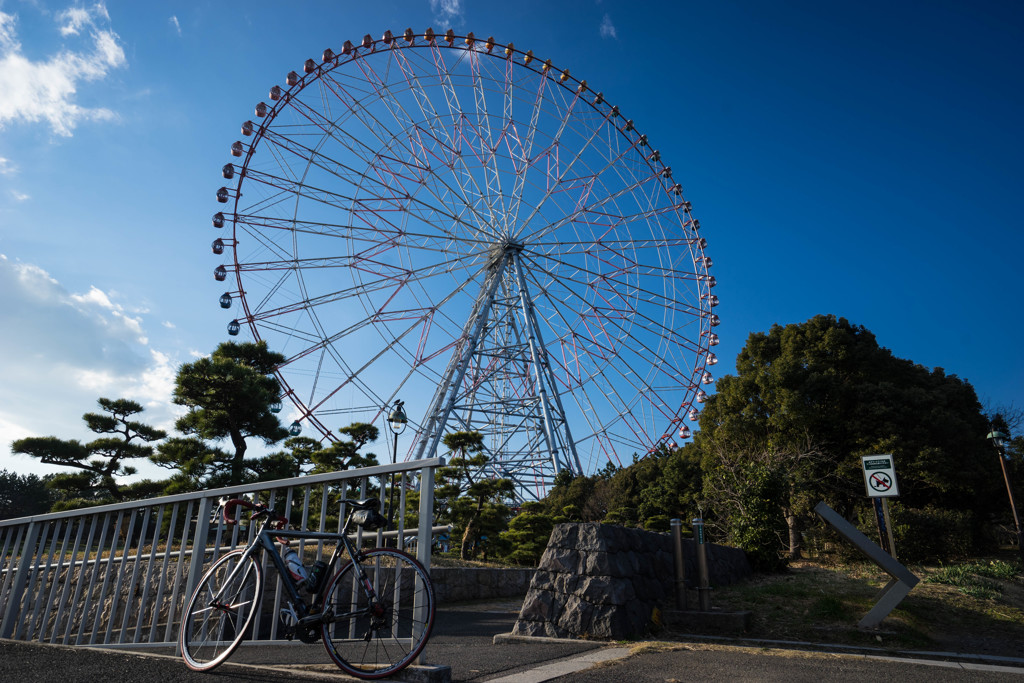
[179,548,264,672]
[320,548,436,679]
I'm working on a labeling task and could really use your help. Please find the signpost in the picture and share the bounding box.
[862,454,899,559]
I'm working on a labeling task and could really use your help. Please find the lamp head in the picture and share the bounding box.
[388,400,408,435]
[987,430,1009,450]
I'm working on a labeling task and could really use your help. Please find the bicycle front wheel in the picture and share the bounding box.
[321,548,436,679]
[179,549,264,672]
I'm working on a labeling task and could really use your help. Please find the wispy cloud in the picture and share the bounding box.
[0,3,127,137]
[0,157,15,175]
[11,190,29,201]
[600,13,618,40]
[429,0,464,27]
[169,15,181,37]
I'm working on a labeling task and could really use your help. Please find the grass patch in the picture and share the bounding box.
[674,557,1024,658]
[924,560,1021,600]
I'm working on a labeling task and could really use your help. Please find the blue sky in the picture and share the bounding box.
[1,0,1021,480]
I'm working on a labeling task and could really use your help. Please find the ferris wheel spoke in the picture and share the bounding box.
[421,43,502,233]
[383,47,500,239]
[526,247,704,312]
[239,151,489,249]
[286,74,497,240]
[527,258,704,362]
[505,71,552,234]
[525,166,671,245]
[472,53,511,234]
[241,132,426,206]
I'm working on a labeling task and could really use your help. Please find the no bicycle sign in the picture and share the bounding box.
[862,454,899,498]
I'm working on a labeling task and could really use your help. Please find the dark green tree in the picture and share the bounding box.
[695,314,1000,562]
[151,436,230,493]
[173,341,288,486]
[311,423,381,474]
[436,431,514,560]
[637,443,704,527]
[499,501,556,565]
[12,398,166,502]
[0,470,55,519]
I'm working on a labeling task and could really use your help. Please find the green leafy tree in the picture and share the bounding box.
[254,436,323,480]
[151,436,231,493]
[696,314,1000,562]
[12,398,166,502]
[436,431,514,560]
[0,470,55,519]
[543,470,596,520]
[173,341,289,485]
[311,423,381,474]
[637,443,704,527]
[499,501,556,565]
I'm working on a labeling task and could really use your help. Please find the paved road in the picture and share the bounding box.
[3,603,1024,682]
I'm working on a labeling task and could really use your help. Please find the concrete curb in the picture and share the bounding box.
[484,646,633,683]
[660,631,1024,667]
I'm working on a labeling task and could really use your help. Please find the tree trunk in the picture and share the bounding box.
[460,516,477,561]
[786,513,802,559]
[230,428,247,485]
[460,496,486,560]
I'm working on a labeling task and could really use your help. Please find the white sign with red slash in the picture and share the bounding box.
[862,454,899,498]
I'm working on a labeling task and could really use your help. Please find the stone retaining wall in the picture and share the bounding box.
[512,522,751,640]
[429,567,534,603]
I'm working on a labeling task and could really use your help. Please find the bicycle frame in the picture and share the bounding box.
[216,512,383,636]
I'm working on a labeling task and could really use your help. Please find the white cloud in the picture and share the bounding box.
[429,0,464,27]
[169,15,181,37]
[11,190,30,201]
[600,13,618,40]
[0,3,127,137]
[0,157,16,174]
[57,7,91,36]
[0,255,184,475]
[0,12,18,52]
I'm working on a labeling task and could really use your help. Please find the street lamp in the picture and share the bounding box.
[385,400,408,544]
[986,429,1024,562]
[387,400,408,464]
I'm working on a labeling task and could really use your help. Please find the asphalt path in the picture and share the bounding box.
[4,603,1024,682]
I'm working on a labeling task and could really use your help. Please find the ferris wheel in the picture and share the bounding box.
[213,29,719,499]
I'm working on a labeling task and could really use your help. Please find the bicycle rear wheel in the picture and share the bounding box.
[179,549,264,672]
[320,548,435,679]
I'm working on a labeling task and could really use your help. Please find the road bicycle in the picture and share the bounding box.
[178,496,435,679]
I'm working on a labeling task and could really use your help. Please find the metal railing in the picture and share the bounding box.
[0,458,444,648]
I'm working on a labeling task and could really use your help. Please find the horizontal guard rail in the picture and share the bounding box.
[0,457,445,647]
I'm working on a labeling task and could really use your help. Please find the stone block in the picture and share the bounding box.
[511,522,752,642]
[558,594,595,636]
[518,589,556,622]
[539,547,579,573]
[588,604,631,639]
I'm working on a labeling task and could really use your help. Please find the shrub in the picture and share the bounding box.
[890,504,974,563]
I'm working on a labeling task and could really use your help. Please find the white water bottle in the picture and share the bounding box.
[282,545,308,590]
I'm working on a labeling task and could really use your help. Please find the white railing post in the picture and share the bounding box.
[1,521,41,638]
[417,464,436,572]
[183,496,214,604]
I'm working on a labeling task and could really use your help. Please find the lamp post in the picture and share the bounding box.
[387,400,408,464]
[385,400,408,543]
[986,430,1024,562]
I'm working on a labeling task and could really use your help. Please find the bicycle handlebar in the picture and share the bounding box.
[222,498,288,528]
